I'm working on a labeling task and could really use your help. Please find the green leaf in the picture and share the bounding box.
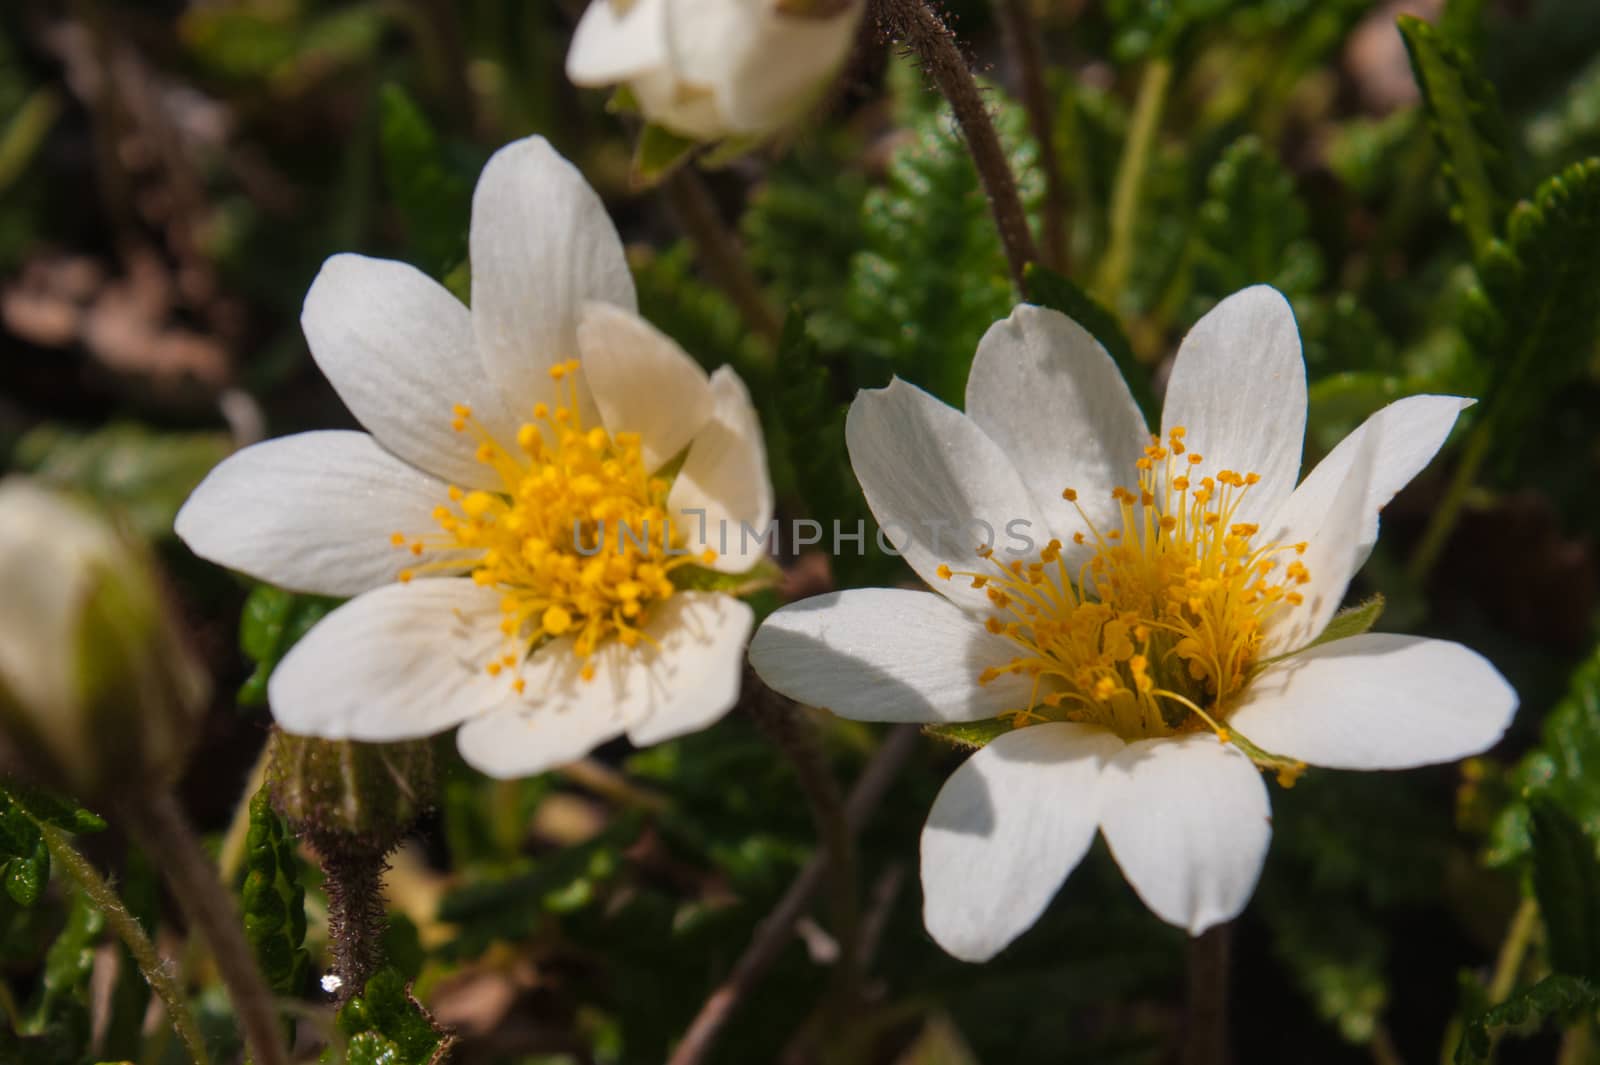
[1023,263,1154,423]
[1,783,105,836]
[336,967,451,1065]
[11,424,231,543]
[377,84,473,278]
[1306,596,1386,650]
[1190,135,1324,308]
[1529,801,1600,982]
[633,124,697,187]
[1456,974,1600,1064]
[238,585,339,707]
[240,789,311,996]
[1488,643,1600,868]
[923,719,1016,752]
[1397,14,1516,257]
[5,836,47,908]
[1467,158,1600,448]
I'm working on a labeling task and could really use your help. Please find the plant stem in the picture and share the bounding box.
[661,167,784,348]
[120,791,290,1065]
[1406,414,1493,586]
[744,678,860,1012]
[1370,1021,1407,1065]
[316,840,390,1003]
[1097,56,1172,303]
[1486,896,1538,1004]
[1182,922,1232,1065]
[38,821,210,1065]
[874,0,1039,291]
[666,723,921,1065]
[992,0,1067,271]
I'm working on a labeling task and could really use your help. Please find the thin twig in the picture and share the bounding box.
[1097,57,1172,303]
[661,168,784,347]
[665,723,921,1065]
[120,792,290,1065]
[1181,922,1232,1065]
[993,0,1067,271]
[38,821,211,1065]
[1406,415,1492,586]
[874,0,1039,291]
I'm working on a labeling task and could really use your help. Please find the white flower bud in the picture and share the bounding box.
[567,0,864,142]
[0,478,208,800]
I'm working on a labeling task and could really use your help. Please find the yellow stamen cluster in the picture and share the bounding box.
[389,360,714,685]
[944,427,1309,742]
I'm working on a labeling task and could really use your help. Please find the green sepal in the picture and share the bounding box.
[923,718,1016,751]
[1305,595,1386,651]
[633,123,697,188]
[606,84,640,115]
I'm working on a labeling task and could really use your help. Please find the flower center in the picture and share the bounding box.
[389,359,714,686]
[941,427,1309,744]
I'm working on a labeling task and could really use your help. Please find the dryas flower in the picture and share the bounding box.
[749,286,1517,960]
[0,478,208,800]
[177,136,772,779]
[566,0,864,142]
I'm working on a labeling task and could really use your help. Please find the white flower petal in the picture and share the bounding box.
[1261,420,1381,656]
[566,0,670,86]
[699,1,862,134]
[667,367,773,573]
[1160,286,1307,526]
[1099,734,1272,935]
[454,591,748,776]
[470,137,635,423]
[965,304,1149,560]
[750,588,1034,723]
[846,378,1049,613]
[1228,634,1517,770]
[624,591,753,745]
[577,301,714,471]
[301,254,516,488]
[921,723,1124,962]
[269,579,510,740]
[1267,394,1472,570]
[175,431,451,598]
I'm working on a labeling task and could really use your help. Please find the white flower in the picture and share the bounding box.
[748,286,1517,960]
[176,136,773,779]
[0,479,208,799]
[566,0,864,142]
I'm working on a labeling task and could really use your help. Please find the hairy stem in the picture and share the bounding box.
[119,791,289,1065]
[1097,57,1172,303]
[666,723,921,1065]
[662,168,784,347]
[38,821,210,1065]
[315,840,391,1003]
[993,0,1067,270]
[1181,923,1232,1065]
[875,0,1039,290]
[1406,414,1493,586]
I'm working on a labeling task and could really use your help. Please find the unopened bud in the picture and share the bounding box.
[0,479,207,801]
[267,730,434,855]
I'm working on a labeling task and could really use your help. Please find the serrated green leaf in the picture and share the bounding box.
[5,836,47,908]
[1456,974,1600,1064]
[633,124,696,187]
[240,789,311,997]
[1529,801,1600,982]
[1468,158,1600,448]
[1023,263,1153,422]
[923,718,1015,751]
[1191,135,1323,307]
[377,83,472,277]
[2,784,104,836]
[336,967,449,1065]
[1397,14,1515,257]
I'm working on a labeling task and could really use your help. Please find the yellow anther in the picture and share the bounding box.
[1062,487,1078,502]
[390,531,406,546]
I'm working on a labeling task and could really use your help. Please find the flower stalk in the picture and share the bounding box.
[992,0,1068,270]
[37,819,211,1065]
[1097,56,1172,303]
[662,167,784,347]
[1182,922,1232,1065]
[874,0,1039,290]
[118,791,290,1065]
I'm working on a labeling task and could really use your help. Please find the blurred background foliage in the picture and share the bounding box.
[4,0,1600,1062]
